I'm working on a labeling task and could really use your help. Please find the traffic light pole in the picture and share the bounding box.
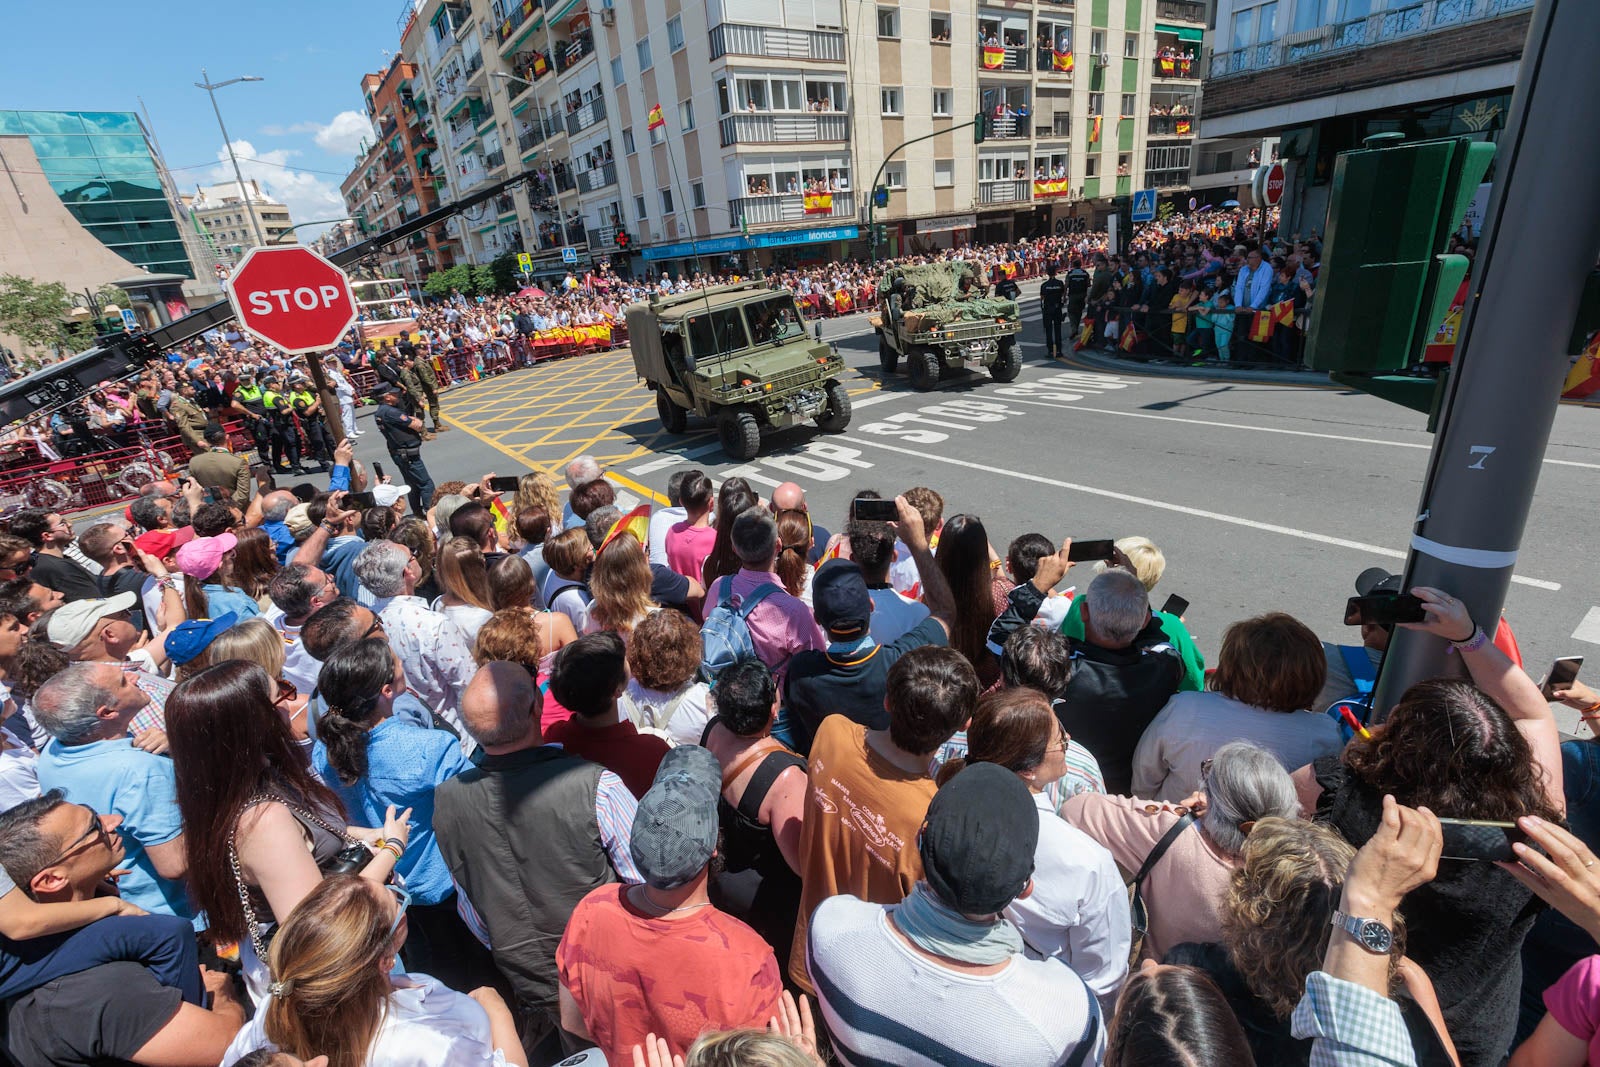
[1372,0,1600,717]
[867,117,980,265]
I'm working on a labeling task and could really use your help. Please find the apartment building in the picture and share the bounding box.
[1200,0,1529,234]
[181,180,298,266]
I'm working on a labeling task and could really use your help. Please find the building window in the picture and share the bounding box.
[649,123,666,145]
[877,6,899,38]
[934,159,954,187]
[885,163,906,188]
[932,89,952,117]
[692,181,705,208]
[1125,33,1139,57]
[611,57,625,86]
[635,195,648,220]
[637,38,653,71]
[1121,93,1136,116]
[667,15,685,52]
[1118,152,1132,175]
[623,128,636,154]
[660,188,674,214]
[1090,30,1106,57]
[679,99,695,130]
[880,87,902,115]
[1086,155,1098,177]
[717,78,730,115]
[1088,92,1103,115]
[930,14,951,41]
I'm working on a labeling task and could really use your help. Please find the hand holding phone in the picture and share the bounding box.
[1066,539,1117,564]
[1438,817,1524,862]
[345,490,377,510]
[1159,593,1189,618]
[489,475,522,494]
[1540,656,1584,702]
[1346,594,1427,626]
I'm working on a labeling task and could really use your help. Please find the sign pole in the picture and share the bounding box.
[305,348,347,444]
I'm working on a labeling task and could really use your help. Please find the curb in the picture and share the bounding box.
[1067,347,1332,387]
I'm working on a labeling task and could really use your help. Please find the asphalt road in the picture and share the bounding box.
[344,279,1600,730]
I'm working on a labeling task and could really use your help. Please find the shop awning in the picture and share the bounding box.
[1155,23,1205,41]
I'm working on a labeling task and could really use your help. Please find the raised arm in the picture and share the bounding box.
[892,495,953,635]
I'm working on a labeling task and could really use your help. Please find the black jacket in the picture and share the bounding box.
[1065,268,1092,300]
[1039,277,1065,313]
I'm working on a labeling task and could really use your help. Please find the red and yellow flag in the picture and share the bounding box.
[1075,320,1094,349]
[1089,115,1102,142]
[982,44,1005,69]
[532,53,548,77]
[1561,332,1600,399]
[1248,310,1274,343]
[600,504,652,556]
[1159,55,1176,75]
[647,104,665,131]
[1270,299,1296,328]
[803,192,833,215]
[1052,49,1074,72]
[1175,118,1192,135]
[1032,178,1069,198]
[1119,325,1140,352]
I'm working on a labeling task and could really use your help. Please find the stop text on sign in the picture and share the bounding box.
[225,245,359,354]
[247,286,348,315]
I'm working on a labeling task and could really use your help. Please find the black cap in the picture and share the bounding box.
[812,558,872,635]
[919,763,1038,915]
[1355,567,1402,596]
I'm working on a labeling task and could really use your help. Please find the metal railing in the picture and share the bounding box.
[727,190,855,225]
[1152,54,1199,79]
[982,115,1027,140]
[556,34,595,73]
[1210,0,1533,77]
[517,124,547,153]
[484,148,506,171]
[565,96,607,136]
[1147,115,1196,136]
[577,162,617,192]
[718,113,848,147]
[495,0,542,44]
[465,51,485,76]
[587,225,620,248]
[979,45,1030,72]
[709,22,845,62]
[978,180,1029,204]
[448,122,479,149]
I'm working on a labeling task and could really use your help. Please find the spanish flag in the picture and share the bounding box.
[1119,324,1140,352]
[1032,178,1069,198]
[1248,310,1274,343]
[982,44,1005,69]
[1270,299,1296,328]
[532,53,548,77]
[1052,49,1074,72]
[1562,332,1600,399]
[600,504,652,556]
[804,192,833,215]
[1175,118,1192,135]
[647,104,665,131]
[1076,319,1095,350]
[1089,115,1102,142]
[1159,55,1176,75]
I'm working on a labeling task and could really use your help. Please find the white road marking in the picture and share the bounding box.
[1574,607,1600,645]
[834,434,1562,591]
[850,392,898,408]
[626,441,722,475]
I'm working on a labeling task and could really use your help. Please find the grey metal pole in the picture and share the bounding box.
[199,68,267,249]
[1371,0,1600,717]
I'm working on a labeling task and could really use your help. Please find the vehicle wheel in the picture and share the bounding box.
[815,379,852,433]
[655,386,687,434]
[878,335,899,375]
[717,407,761,461]
[990,340,1021,382]
[907,347,941,391]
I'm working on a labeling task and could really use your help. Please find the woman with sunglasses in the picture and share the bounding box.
[166,661,412,1001]
[222,875,526,1067]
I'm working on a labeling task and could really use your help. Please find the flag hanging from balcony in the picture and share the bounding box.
[532,53,548,77]
[647,104,665,131]
[1052,49,1074,72]
[1159,54,1177,75]
[1175,118,1192,135]
[804,192,833,215]
[1032,178,1069,198]
[982,44,1005,69]
[1089,115,1102,142]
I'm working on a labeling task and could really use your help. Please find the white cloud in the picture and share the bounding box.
[208,140,348,240]
[312,111,374,156]
[260,121,321,137]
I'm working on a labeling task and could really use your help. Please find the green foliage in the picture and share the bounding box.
[0,275,94,357]
[470,264,497,296]
[488,252,520,295]
[94,285,132,310]
[1157,201,1176,222]
[423,264,473,299]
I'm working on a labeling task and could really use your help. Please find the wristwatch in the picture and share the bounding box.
[1330,910,1394,954]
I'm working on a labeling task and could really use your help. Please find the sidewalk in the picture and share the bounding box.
[1067,345,1330,387]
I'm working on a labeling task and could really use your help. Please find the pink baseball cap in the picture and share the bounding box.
[175,531,238,580]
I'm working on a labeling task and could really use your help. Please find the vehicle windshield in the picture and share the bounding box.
[685,305,751,361]
[744,294,805,345]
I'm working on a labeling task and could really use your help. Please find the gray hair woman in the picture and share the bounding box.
[1062,740,1298,960]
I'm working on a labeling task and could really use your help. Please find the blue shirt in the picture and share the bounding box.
[36,738,196,926]
[261,521,297,565]
[322,535,367,601]
[203,584,261,620]
[311,718,472,904]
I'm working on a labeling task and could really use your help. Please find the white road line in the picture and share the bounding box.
[997,395,1600,470]
[834,434,1562,591]
[1574,607,1600,645]
[850,392,899,408]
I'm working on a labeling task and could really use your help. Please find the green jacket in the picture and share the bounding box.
[398,366,426,396]
[412,357,439,389]
[1059,597,1206,692]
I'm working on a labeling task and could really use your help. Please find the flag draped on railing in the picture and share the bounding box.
[982,45,1005,69]
[804,192,833,215]
[1053,49,1074,71]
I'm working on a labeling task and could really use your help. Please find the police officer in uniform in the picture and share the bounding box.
[993,269,1021,302]
[1065,257,1093,337]
[374,385,435,515]
[1039,263,1067,359]
[229,371,272,463]
[261,371,304,475]
[288,374,334,471]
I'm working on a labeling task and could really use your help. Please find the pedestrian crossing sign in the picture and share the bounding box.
[1132,189,1157,223]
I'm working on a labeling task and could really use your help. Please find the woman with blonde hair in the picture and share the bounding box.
[513,470,563,520]
[589,532,655,636]
[173,616,311,742]
[220,875,526,1067]
[432,536,494,641]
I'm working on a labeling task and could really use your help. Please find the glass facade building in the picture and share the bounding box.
[0,110,195,278]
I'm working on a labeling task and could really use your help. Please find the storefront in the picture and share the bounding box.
[639,225,860,276]
[905,214,977,254]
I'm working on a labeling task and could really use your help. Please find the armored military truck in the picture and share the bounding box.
[873,261,1023,390]
[627,282,851,461]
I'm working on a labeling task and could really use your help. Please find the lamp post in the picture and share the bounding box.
[196,69,266,249]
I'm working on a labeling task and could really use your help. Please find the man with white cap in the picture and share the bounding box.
[556,745,782,1065]
[41,593,175,727]
[371,480,411,517]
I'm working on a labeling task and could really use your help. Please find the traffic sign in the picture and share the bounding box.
[225,246,359,355]
[119,309,138,332]
[1132,189,1157,223]
[517,252,533,271]
[1264,161,1287,206]
[561,246,578,265]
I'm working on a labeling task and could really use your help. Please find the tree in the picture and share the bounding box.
[0,275,94,358]
[470,264,497,296]
[488,252,520,295]
[423,264,472,299]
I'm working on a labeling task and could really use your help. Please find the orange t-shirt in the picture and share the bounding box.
[787,714,937,988]
[556,884,782,1064]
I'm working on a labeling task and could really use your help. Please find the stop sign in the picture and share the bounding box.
[1264,161,1287,206]
[226,246,359,354]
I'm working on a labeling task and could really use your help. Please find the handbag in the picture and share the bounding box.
[1128,811,1196,956]
[228,793,365,963]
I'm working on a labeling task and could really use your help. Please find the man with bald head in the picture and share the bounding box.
[432,662,643,1051]
[769,481,831,564]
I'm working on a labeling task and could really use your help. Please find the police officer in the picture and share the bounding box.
[374,385,435,515]
[229,370,272,463]
[260,371,304,475]
[288,374,334,471]
[993,269,1021,302]
[1065,257,1092,337]
[1039,263,1067,359]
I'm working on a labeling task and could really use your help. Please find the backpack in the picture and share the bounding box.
[699,576,779,684]
[1323,645,1378,741]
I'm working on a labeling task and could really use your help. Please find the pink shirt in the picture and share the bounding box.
[1545,954,1600,1061]
[717,568,824,684]
[665,522,717,583]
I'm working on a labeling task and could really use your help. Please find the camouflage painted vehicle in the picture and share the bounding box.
[627,282,851,461]
[873,261,1023,390]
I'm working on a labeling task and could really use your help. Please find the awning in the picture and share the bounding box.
[1155,23,1205,41]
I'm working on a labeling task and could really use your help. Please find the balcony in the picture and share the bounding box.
[718,113,848,147]
[979,180,1029,204]
[495,193,517,216]
[709,22,845,62]
[576,162,617,193]
[1156,0,1205,21]
[495,0,542,45]
[565,96,607,136]
[517,123,547,153]
[979,45,1030,73]
[1148,114,1196,136]
[448,122,480,150]
[1209,0,1531,78]
[484,148,506,171]
[555,33,595,74]
[587,225,619,248]
[728,190,855,227]
[1152,52,1199,79]
[459,165,491,190]
[984,114,1028,140]
[465,51,485,78]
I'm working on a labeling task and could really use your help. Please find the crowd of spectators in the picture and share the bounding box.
[0,432,1588,1067]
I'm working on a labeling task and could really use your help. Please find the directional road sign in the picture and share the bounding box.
[1132,189,1158,223]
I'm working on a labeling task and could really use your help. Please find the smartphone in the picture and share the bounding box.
[1345,594,1428,626]
[1437,817,1526,862]
[345,491,377,510]
[490,475,522,494]
[852,497,899,522]
[1067,539,1117,563]
[1159,593,1189,618]
[373,461,386,482]
[1541,656,1584,701]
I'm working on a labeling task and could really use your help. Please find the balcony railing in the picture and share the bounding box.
[565,95,607,136]
[576,161,617,193]
[448,123,479,150]
[709,23,845,62]
[495,193,517,216]
[1148,115,1196,136]
[465,51,485,76]
[1210,0,1532,78]
[484,148,506,170]
[587,225,620,248]
[1152,53,1199,79]
[1034,114,1072,138]
[979,179,1029,204]
[517,124,547,153]
[495,0,542,44]
[459,166,490,189]
[1147,167,1191,189]
[979,45,1030,72]
[983,115,1028,140]
[1156,0,1205,21]
[718,113,848,147]
[727,190,855,226]
[555,33,595,73]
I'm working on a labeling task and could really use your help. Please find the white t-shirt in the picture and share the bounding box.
[646,505,687,566]
[140,574,185,635]
[0,722,40,814]
[868,587,930,645]
[619,678,711,747]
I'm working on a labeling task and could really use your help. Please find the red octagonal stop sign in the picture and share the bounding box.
[225,246,359,355]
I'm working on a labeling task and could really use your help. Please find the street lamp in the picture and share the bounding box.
[196,69,266,249]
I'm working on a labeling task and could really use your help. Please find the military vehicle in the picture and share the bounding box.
[872,261,1023,390]
[627,282,851,461]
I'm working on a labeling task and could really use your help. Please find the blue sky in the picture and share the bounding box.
[0,2,409,234]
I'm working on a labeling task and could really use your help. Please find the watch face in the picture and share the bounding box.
[1358,920,1393,953]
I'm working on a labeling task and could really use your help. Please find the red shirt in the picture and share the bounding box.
[556,884,782,1065]
[544,716,669,798]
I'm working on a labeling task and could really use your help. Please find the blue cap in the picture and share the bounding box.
[164,612,240,666]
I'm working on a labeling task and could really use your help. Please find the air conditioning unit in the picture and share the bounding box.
[1097,52,1111,66]
[600,9,615,25]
